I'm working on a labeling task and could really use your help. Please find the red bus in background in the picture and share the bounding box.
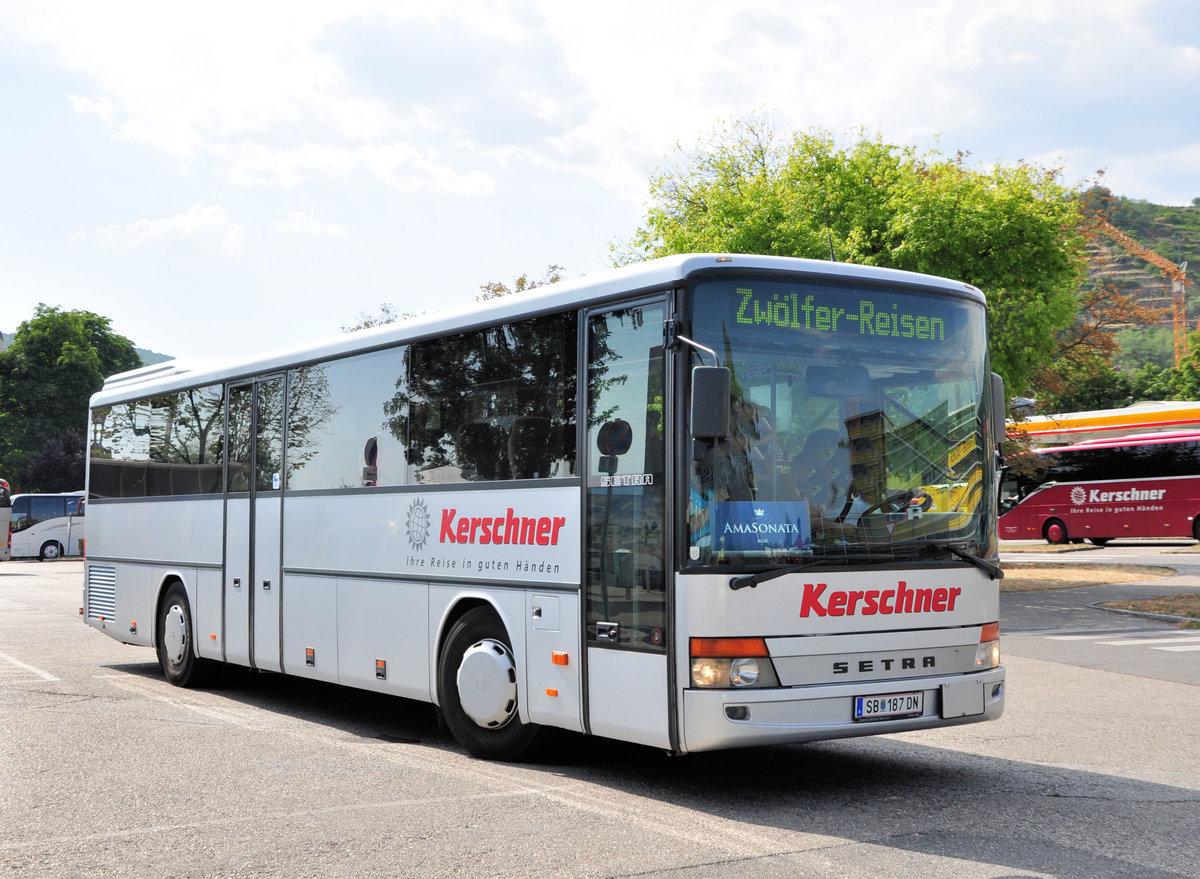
[999,431,1200,544]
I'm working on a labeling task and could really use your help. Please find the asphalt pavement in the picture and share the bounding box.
[1000,539,1200,632]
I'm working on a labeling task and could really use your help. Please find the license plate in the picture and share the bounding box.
[853,691,924,721]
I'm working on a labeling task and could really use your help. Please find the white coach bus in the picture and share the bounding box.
[83,254,1006,759]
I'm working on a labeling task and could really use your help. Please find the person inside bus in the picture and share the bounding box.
[790,429,857,540]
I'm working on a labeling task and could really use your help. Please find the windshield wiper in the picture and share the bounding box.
[728,551,884,590]
[728,543,1002,590]
[926,542,1004,579]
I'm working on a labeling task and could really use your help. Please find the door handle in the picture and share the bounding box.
[233,578,241,588]
[262,580,271,591]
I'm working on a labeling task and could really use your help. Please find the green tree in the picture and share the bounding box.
[1129,362,1181,400]
[23,431,85,492]
[1115,326,1175,371]
[1173,331,1200,400]
[0,305,141,486]
[624,119,1087,394]
[1042,366,1135,412]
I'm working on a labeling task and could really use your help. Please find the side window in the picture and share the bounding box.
[256,377,284,492]
[11,497,29,531]
[29,496,62,526]
[227,385,253,494]
[226,379,285,494]
[286,348,409,491]
[89,384,224,498]
[405,313,577,484]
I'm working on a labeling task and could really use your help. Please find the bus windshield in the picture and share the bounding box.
[686,276,994,567]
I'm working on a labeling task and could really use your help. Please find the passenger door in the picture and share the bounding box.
[584,299,671,748]
[224,376,285,670]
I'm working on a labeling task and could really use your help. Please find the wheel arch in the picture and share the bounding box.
[38,540,64,560]
[432,593,525,712]
[152,572,193,652]
[1042,517,1068,545]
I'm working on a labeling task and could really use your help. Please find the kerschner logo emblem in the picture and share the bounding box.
[1070,486,1087,504]
[406,498,431,551]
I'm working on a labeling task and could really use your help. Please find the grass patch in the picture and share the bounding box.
[1002,562,1200,627]
[1099,594,1200,628]
[1000,563,1169,592]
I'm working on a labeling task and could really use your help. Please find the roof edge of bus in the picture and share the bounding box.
[90,254,983,405]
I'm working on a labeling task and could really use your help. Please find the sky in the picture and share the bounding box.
[2,0,1198,361]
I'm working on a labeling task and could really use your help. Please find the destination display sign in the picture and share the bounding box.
[734,285,948,341]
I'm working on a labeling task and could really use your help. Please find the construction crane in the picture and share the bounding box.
[1094,218,1190,365]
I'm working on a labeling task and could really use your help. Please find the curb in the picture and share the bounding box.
[1087,601,1200,626]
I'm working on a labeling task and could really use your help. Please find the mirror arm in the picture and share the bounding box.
[674,333,720,368]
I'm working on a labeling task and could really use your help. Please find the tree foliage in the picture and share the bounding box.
[341,265,567,334]
[478,265,565,301]
[0,305,140,487]
[23,431,85,492]
[624,119,1089,394]
[342,303,411,332]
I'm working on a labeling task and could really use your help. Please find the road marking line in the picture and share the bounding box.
[1096,637,1200,646]
[94,674,267,727]
[0,650,59,681]
[1153,644,1200,652]
[1045,635,1107,640]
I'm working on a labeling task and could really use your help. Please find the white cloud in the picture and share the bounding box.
[276,210,348,237]
[85,205,245,258]
[68,94,115,127]
[213,141,494,194]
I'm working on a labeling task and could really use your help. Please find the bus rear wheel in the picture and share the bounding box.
[156,583,212,688]
[1044,519,1068,545]
[39,541,63,561]
[438,607,539,761]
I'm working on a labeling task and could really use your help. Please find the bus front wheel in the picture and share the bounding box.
[156,583,212,688]
[1044,519,1068,545]
[438,607,539,761]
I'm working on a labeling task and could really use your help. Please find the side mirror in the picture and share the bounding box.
[690,366,730,440]
[990,372,1006,447]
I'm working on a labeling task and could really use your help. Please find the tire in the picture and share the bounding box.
[156,583,212,688]
[39,541,62,561]
[1088,538,1111,546]
[437,607,539,761]
[1044,519,1068,545]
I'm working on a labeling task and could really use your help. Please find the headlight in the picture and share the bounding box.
[689,638,780,688]
[730,657,760,687]
[975,622,1000,670]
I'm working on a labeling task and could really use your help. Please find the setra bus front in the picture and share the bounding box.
[674,268,1005,751]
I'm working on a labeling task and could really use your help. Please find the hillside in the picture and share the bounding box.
[1088,195,1199,319]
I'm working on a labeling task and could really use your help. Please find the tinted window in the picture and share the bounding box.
[1045,440,1200,483]
[286,348,409,491]
[400,313,577,484]
[90,385,225,498]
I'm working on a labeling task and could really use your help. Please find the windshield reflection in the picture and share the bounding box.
[686,277,995,568]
